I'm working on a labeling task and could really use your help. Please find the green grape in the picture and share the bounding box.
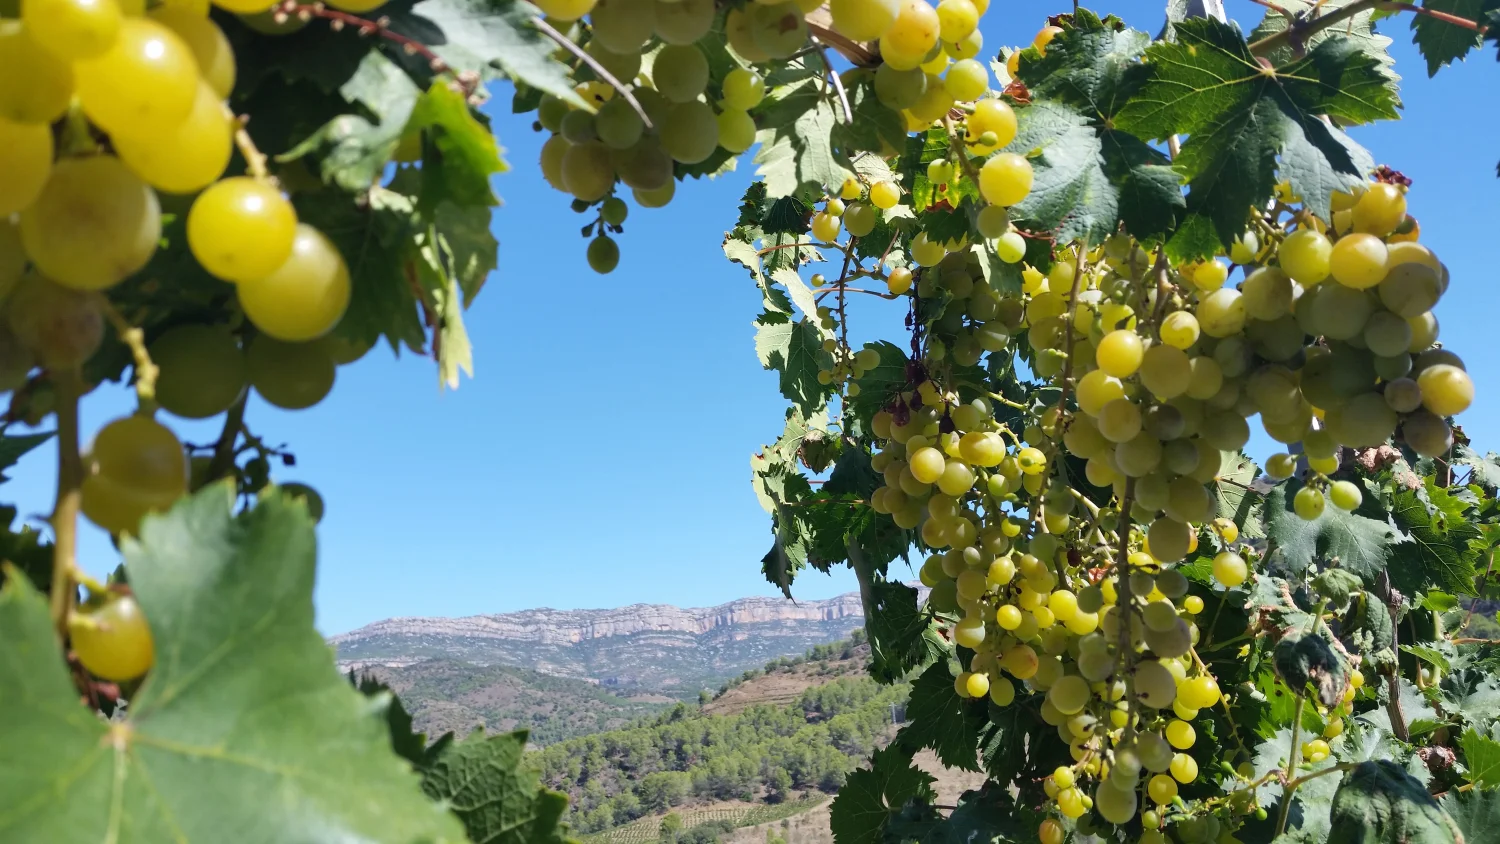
[1196,288,1245,337]
[1241,266,1292,320]
[587,235,620,273]
[23,0,122,60]
[909,446,945,483]
[76,19,196,137]
[1048,675,1090,715]
[1138,344,1190,400]
[1192,259,1228,291]
[1417,363,1473,416]
[1145,618,1191,657]
[612,136,673,191]
[150,6,235,98]
[1166,475,1212,523]
[964,98,1016,153]
[721,68,765,110]
[113,81,232,194]
[238,224,350,342]
[5,272,104,370]
[0,113,52,216]
[1094,781,1138,825]
[1353,182,1406,235]
[906,76,954,123]
[1077,369,1124,415]
[1134,659,1178,707]
[747,1,806,57]
[715,108,756,154]
[909,232,946,266]
[0,22,76,124]
[1329,232,1388,290]
[652,44,708,103]
[1086,388,1143,442]
[1213,551,1247,587]
[1362,310,1411,358]
[80,414,187,536]
[1407,311,1439,352]
[1403,410,1451,458]
[874,63,926,109]
[830,0,899,40]
[634,181,675,208]
[600,196,628,225]
[659,101,719,164]
[1278,227,1331,284]
[535,0,593,19]
[978,152,1032,207]
[69,595,155,681]
[934,0,975,41]
[811,211,841,242]
[187,176,298,283]
[20,155,160,291]
[1200,409,1249,451]
[844,203,877,237]
[561,140,616,201]
[942,57,986,100]
[589,0,655,52]
[724,6,770,62]
[1229,230,1259,264]
[1294,486,1325,520]
[883,0,938,57]
[1096,329,1143,378]
[1115,433,1160,477]
[150,325,247,419]
[560,109,598,145]
[277,482,325,522]
[595,97,644,150]
[946,27,980,59]
[994,231,1025,263]
[976,204,1009,239]
[541,134,571,191]
[247,337,336,410]
[1384,377,1421,413]
[1329,480,1362,511]
[1306,283,1375,341]
[1147,516,1190,563]
[1246,365,1301,420]
[1377,261,1441,318]
[586,41,641,87]
[870,180,900,208]
[1159,310,1200,350]
[1324,391,1396,447]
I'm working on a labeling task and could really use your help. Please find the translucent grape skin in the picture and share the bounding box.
[69,595,155,681]
[150,6,236,98]
[0,114,52,216]
[23,0,123,61]
[247,336,337,410]
[113,81,232,194]
[80,414,188,536]
[978,153,1032,207]
[830,0,900,41]
[237,224,352,342]
[20,155,161,291]
[659,101,719,164]
[188,177,299,283]
[150,324,247,419]
[0,22,77,124]
[75,19,197,138]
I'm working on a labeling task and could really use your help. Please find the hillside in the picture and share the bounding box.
[333,592,866,696]
[362,659,670,745]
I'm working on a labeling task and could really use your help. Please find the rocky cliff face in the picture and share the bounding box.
[332,592,869,694]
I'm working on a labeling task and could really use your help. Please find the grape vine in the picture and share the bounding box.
[1,0,1499,841]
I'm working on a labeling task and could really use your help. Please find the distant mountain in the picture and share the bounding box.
[360,659,670,745]
[333,592,867,697]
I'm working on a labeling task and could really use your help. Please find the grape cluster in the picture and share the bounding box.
[530,0,1012,272]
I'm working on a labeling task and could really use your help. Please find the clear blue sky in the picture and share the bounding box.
[5,2,1498,635]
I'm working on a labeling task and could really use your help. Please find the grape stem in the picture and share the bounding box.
[47,372,84,636]
[1112,478,1138,733]
[1275,694,1306,838]
[811,39,854,125]
[1242,0,1484,56]
[101,300,159,408]
[530,16,655,131]
[941,116,985,200]
[231,109,271,182]
[206,394,248,484]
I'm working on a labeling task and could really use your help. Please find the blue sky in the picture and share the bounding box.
[5,1,1498,635]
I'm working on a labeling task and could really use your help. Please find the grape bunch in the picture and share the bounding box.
[529,0,1011,272]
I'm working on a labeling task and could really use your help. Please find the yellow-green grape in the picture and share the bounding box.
[587,235,620,274]
[1329,479,1362,511]
[1212,550,1247,588]
[0,114,52,216]
[20,154,160,291]
[1302,738,1331,763]
[995,231,1026,263]
[80,415,188,536]
[844,203,877,237]
[720,68,765,110]
[1094,781,1138,825]
[75,19,196,137]
[1017,446,1047,474]
[976,204,1009,239]
[724,7,770,61]
[187,176,299,283]
[978,152,1032,207]
[1147,516,1191,563]
[887,266,913,295]
[954,614,986,648]
[68,594,155,681]
[1417,363,1473,416]
[811,211,842,242]
[934,0,975,41]
[1159,310,1200,350]
[989,676,1015,705]
[237,224,350,342]
[658,101,719,164]
[883,0,939,59]
[1096,329,1144,378]
[150,6,235,98]
[0,23,77,124]
[1165,719,1196,749]
[1266,452,1297,480]
[1353,182,1406,235]
[534,0,594,19]
[1048,675,1090,715]
[1294,486,1326,520]
[1230,230,1260,264]
[829,0,900,41]
[870,180,900,209]
[1196,288,1245,337]
[910,232,946,266]
[23,0,123,61]
[1329,232,1388,289]
[1147,774,1178,804]
[1278,228,1332,285]
[246,336,336,410]
[943,58,987,101]
[1076,369,1124,415]
[965,98,1016,153]
[996,604,1023,630]
[1097,398,1142,443]
[150,324,247,419]
[1169,753,1198,784]
[1193,259,1228,291]
[964,670,990,698]
[1242,266,1293,320]
[112,81,232,194]
[909,446,945,483]
[1038,819,1064,844]
[1057,787,1086,819]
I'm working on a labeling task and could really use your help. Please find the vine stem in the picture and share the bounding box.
[1380,1,1488,31]
[812,39,854,124]
[805,19,878,67]
[1242,0,1485,56]
[1113,478,1138,717]
[207,394,248,484]
[282,1,462,79]
[941,115,984,194]
[531,16,654,130]
[101,300,158,407]
[230,108,270,181]
[48,372,84,635]
[1275,694,1306,837]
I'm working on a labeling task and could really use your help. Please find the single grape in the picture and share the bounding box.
[965,97,1016,153]
[715,108,756,154]
[22,0,122,60]
[1417,363,1473,417]
[5,272,104,370]
[561,140,616,201]
[75,19,196,137]
[724,6,770,62]
[720,68,765,111]
[633,181,675,208]
[829,0,899,40]
[151,324,247,419]
[1159,311,1200,350]
[1196,288,1245,337]
[188,177,298,283]
[69,594,155,681]
[811,211,841,242]
[247,336,336,410]
[1294,486,1326,520]
[150,6,235,97]
[0,22,76,124]
[1329,479,1362,512]
[887,266,913,295]
[81,414,188,535]
[883,0,938,57]
[652,44,708,103]
[1096,329,1143,378]
[586,234,620,273]
[979,153,1032,207]
[1134,660,1178,708]
[113,81,232,194]
[746,1,805,57]
[658,101,719,164]
[20,155,160,291]
[1241,266,1292,320]
[0,114,52,216]
[870,180,901,209]
[1278,227,1332,284]
[1193,259,1228,291]
[942,58,988,102]
[589,0,655,52]
[1329,232,1388,289]
[238,224,350,342]
[844,203,877,237]
[1352,182,1406,236]
[874,63,927,110]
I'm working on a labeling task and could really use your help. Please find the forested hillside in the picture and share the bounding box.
[533,667,904,834]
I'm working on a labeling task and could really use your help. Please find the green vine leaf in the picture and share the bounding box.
[755,79,848,198]
[1462,728,1500,788]
[898,661,986,772]
[1409,0,1496,75]
[1389,485,1482,597]
[1115,16,1396,256]
[753,317,833,417]
[0,429,52,482]
[828,744,936,844]
[1327,761,1461,844]
[421,729,576,844]
[0,488,466,842]
[1442,788,1500,842]
[1263,479,1401,581]
[1015,9,1149,118]
[413,0,589,104]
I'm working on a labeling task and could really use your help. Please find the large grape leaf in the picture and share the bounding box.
[754,80,849,198]
[1249,0,1402,96]
[0,488,467,843]
[1014,9,1149,119]
[1442,789,1500,844]
[411,0,588,103]
[1409,0,1495,75]
[897,661,986,772]
[1461,728,1500,788]
[1327,761,1461,844]
[828,744,936,844]
[421,729,575,844]
[1388,486,1482,597]
[1115,17,1398,257]
[753,317,833,417]
[1263,479,1402,581]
